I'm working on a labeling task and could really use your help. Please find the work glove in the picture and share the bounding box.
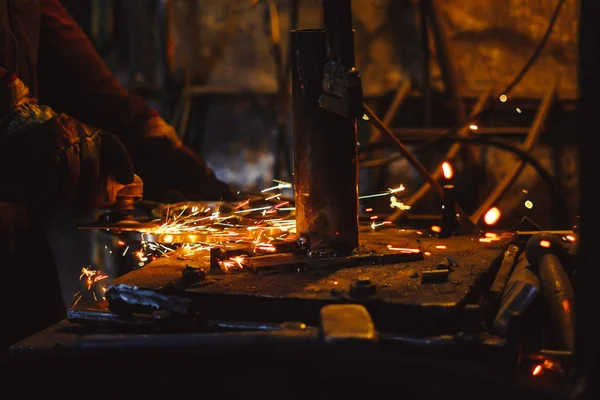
[0,72,134,214]
[128,117,235,202]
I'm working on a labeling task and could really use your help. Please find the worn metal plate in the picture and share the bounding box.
[181,228,513,334]
[106,227,514,335]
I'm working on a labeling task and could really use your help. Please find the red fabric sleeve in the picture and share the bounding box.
[36,0,159,148]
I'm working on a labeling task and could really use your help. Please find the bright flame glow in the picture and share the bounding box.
[469,124,478,131]
[532,365,543,376]
[540,240,551,248]
[441,162,454,179]
[484,207,501,225]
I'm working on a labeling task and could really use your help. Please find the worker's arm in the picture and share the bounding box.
[36,0,233,201]
[36,0,164,148]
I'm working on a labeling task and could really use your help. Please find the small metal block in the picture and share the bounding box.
[349,276,376,297]
[421,269,449,284]
[320,304,377,343]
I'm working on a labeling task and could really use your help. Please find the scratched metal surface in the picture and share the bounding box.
[185,228,513,302]
[109,227,514,334]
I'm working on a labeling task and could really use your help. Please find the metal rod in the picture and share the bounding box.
[387,89,491,223]
[427,0,466,126]
[292,29,359,255]
[392,127,531,138]
[322,0,355,69]
[363,103,474,228]
[419,0,432,127]
[471,82,556,225]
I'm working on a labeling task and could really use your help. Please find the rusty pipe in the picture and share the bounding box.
[291,29,358,255]
[526,233,576,352]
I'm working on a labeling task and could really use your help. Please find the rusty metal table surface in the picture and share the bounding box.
[106,228,515,335]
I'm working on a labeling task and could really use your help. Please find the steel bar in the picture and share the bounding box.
[292,29,359,255]
[427,0,467,127]
[388,88,491,223]
[419,0,432,126]
[367,81,412,210]
[364,103,474,228]
[471,82,556,225]
[392,127,531,138]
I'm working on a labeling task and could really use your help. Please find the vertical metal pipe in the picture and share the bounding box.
[291,29,359,256]
[577,0,600,393]
[440,184,457,237]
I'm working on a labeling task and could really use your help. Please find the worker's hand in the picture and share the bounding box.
[0,71,134,214]
[0,113,134,214]
[129,118,234,202]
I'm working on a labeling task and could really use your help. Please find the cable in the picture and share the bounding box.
[412,0,567,153]
[359,135,569,224]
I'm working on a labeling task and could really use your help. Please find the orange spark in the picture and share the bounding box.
[235,198,251,209]
[431,225,442,233]
[562,299,570,313]
[441,162,454,180]
[424,251,431,256]
[540,240,551,248]
[485,232,498,238]
[257,243,276,252]
[435,245,447,249]
[370,216,379,220]
[484,207,501,225]
[532,365,543,376]
[416,231,423,235]
[387,245,421,253]
[117,240,126,246]
[365,208,373,212]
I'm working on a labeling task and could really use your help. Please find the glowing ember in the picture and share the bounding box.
[387,245,421,253]
[424,251,431,256]
[73,266,108,306]
[365,208,373,212]
[540,240,551,248]
[469,124,478,131]
[390,196,411,211]
[499,94,507,102]
[435,245,447,249]
[484,207,501,225]
[565,235,575,242]
[562,299,570,313]
[431,225,442,233]
[524,200,534,209]
[532,365,543,376]
[441,161,454,180]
